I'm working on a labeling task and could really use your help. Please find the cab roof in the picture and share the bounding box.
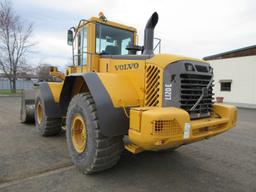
[77,16,137,33]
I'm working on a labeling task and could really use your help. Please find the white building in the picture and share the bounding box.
[204,45,256,109]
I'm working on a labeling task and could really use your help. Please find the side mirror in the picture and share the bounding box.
[67,29,73,46]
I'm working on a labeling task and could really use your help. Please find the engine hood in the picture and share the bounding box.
[146,54,207,69]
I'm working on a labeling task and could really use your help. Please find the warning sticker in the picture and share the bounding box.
[183,123,191,139]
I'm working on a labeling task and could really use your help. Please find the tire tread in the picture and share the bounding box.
[67,93,123,174]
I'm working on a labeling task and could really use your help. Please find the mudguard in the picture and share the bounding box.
[39,83,62,118]
[60,72,138,137]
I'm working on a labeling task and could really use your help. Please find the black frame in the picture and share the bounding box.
[220,82,232,92]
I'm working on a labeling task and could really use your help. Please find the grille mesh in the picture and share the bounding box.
[195,65,208,73]
[180,73,214,119]
[152,119,182,136]
[145,65,160,107]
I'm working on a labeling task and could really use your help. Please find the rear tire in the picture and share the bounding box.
[20,90,35,123]
[66,93,123,174]
[35,96,62,136]
[20,104,35,123]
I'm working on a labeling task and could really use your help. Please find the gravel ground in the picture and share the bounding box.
[0,97,255,192]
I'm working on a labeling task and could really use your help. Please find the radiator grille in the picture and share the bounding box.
[195,65,208,73]
[180,73,214,119]
[145,65,160,106]
[152,119,182,136]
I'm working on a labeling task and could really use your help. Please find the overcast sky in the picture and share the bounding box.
[12,0,256,68]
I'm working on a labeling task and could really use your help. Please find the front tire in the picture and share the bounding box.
[66,93,123,174]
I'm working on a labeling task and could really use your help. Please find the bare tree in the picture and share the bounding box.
[0,0,35,93]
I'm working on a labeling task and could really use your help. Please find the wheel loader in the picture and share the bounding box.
[21,12,237,174]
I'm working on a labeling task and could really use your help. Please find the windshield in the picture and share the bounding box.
[96,23,134,55]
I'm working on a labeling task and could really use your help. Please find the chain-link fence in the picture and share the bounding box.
[0,79,34,90]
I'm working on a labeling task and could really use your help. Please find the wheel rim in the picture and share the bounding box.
[36,102,43,124]
[71,114,87,153]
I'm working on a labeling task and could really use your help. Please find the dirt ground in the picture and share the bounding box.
[0,97,255,192]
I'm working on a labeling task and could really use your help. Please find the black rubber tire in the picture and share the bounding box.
[20,91,35,123]
[35,96,62,136]
[66,93,123,174]
[20,104,35,123]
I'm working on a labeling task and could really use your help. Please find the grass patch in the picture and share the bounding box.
[0,89,22,95]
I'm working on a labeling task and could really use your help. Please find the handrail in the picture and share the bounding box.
[153,38,161,54]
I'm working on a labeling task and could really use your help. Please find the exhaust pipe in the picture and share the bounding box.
[143,12,159,55]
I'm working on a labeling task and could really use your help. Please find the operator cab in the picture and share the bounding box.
[67,12,138,69]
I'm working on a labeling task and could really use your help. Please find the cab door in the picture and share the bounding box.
[73,26,88,72]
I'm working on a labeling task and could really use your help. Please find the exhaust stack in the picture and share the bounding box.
[143,12,159,55]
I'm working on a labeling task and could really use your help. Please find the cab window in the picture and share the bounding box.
[96,23,133,55]
[74,27,87,66]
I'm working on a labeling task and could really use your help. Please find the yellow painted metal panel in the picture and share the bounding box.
[48,82,64,103]
[97,73,140,107]
[128,104,237,151]
[89,17,137,32]
[146,54,207,69]
[99,58,146,106]
[130,109,142,132]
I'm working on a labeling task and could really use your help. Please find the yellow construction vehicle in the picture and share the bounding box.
[21,12,237,174]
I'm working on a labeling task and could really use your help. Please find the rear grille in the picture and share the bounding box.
[180,73,214,119]
[145,65,160,107]
[152,119,182,136]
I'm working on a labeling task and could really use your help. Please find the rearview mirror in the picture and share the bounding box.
[67,29,73,46]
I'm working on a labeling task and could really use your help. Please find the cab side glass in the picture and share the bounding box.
[67,30,73,46]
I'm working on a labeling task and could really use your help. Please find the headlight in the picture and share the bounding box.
[185,63,195,71]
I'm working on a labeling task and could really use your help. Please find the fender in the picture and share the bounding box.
[39,83,62,118]
[60,72,139,137]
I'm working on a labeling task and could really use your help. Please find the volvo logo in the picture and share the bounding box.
[114,63,139,71]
